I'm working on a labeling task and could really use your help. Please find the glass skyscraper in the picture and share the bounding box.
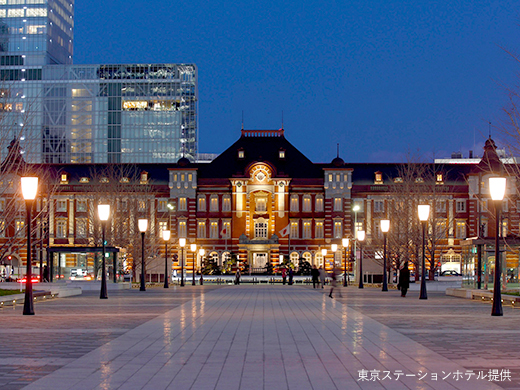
[0,0,197,163]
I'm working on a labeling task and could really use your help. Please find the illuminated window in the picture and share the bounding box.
[290,221,298,238]
[140,172,148,184]
[26,8,47,16]
[198,196,206,211]
[61,173,68,183]
[222,195,231,212]
[178,197,187,211]
[279,150,285,159]
[394,177,403,183]
[303,221,311,239]
[157,199,168,212]
[436,173,444,183]
[210,195,219,212]
[303,195,311,212]
[0,198,4,211]
[15,219,24,233]
[502,219,508,237]
[138,200,146,211]
[334,221,342,239]
[374,200,384,213]
[79,177,89,183]
[222,221,231,238]
[8,9,24,17]
[315,221,324,239]
[455,221,466,238]
[315,196,324,212]
[197,221,206,238]
[290,195,299,212]
[255,197,267,213]
[178,221,187,237]
[374,172,383,184]
[334,198,342,211]
[238,150,244,159]
[210,221,218,238]
[100,177,109,183]
[328,174,333,182]
[158,221,168,236]
[255,221,268,238]
[0,220,5,238]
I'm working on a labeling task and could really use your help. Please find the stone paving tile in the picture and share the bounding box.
[1,284,519,389]
[0,286,222,390]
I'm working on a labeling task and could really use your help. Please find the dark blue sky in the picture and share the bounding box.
[74,0,519,163]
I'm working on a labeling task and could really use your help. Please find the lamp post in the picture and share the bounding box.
[490,176,506,316]
[163,230,170,288]
[21,176,38,316]
[199,248,205,284]
[342,238,349,287]
[191,243,197,285]
[179,238,186,287]
[381,219,390,292]
[357,230,365,289]
[352,204,360,285]
[418,205,430,300]
[98,204,110,299]
[138,219,148,291]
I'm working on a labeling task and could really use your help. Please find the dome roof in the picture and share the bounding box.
[331,156,345,167]
[177,157,190,167]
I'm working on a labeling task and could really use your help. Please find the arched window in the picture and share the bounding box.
[302,252,312,264]
[315,252,323,267]
[290,252,299,265]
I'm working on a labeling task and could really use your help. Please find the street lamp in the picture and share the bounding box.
[191,243,197,285]
[162,230,170,288]
[418,205,430,300]
[342,238,349,287]
[353,204,360,285]
[357,230,365,289]
[21,176,38,316]
[179,238,186,287]
[138,218,148,291]
[98,204,110,299]
[381,219,390,292]
[490,176,506,316]
[199,248,205,284]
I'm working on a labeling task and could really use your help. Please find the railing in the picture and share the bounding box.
[241,129,284,138]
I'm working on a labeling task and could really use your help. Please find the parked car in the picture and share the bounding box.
[440,270,461,276]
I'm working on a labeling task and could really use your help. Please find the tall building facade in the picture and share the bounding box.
[0,0,197,163]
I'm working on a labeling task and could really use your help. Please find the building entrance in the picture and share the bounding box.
[253,253,268,271]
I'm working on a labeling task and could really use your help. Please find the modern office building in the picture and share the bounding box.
[0,0,197,164]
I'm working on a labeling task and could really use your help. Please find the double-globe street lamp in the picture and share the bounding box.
[191,243,197,285]
[21,176,38,316]
[381,219,390,292]
[342,238,349,287]
[138,218,148,291]
[490,176,507,317]
[163,230,170,288]
[179,238,186,287]
[357,230,365,289]
[418,205,430,300]
[98,204,110,299]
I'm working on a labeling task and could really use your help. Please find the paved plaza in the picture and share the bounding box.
[0,283,519,390]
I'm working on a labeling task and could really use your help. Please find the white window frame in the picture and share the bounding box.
[374,200,384,213]
[178,220,187,238]
[56,219,67,238]
[197,221,206,238]
[290,221,299,239]
[290,195,299,212]
[315,221,324,239]
[334,197,342,212]
[222,195,231,212]
[333,220,342,239]
[315,196,324,212]
[302,195,311,212]
[56,199,67,212]
[255,221,268,239]
[178,197,187,211]
[303,220,311,239]
[198,196,206,212]
[157,199,168,212]
[210,195,219,212]
[455,200,466,213]
[210,221,218,239]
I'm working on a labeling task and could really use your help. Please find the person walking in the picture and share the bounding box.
[319,265,326,288]
[288,267,294,285]
[328,267,342,298]
[235,268,241,285]
[398,261,410,297]
[311,265,320,288]
[281,267,287,285]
